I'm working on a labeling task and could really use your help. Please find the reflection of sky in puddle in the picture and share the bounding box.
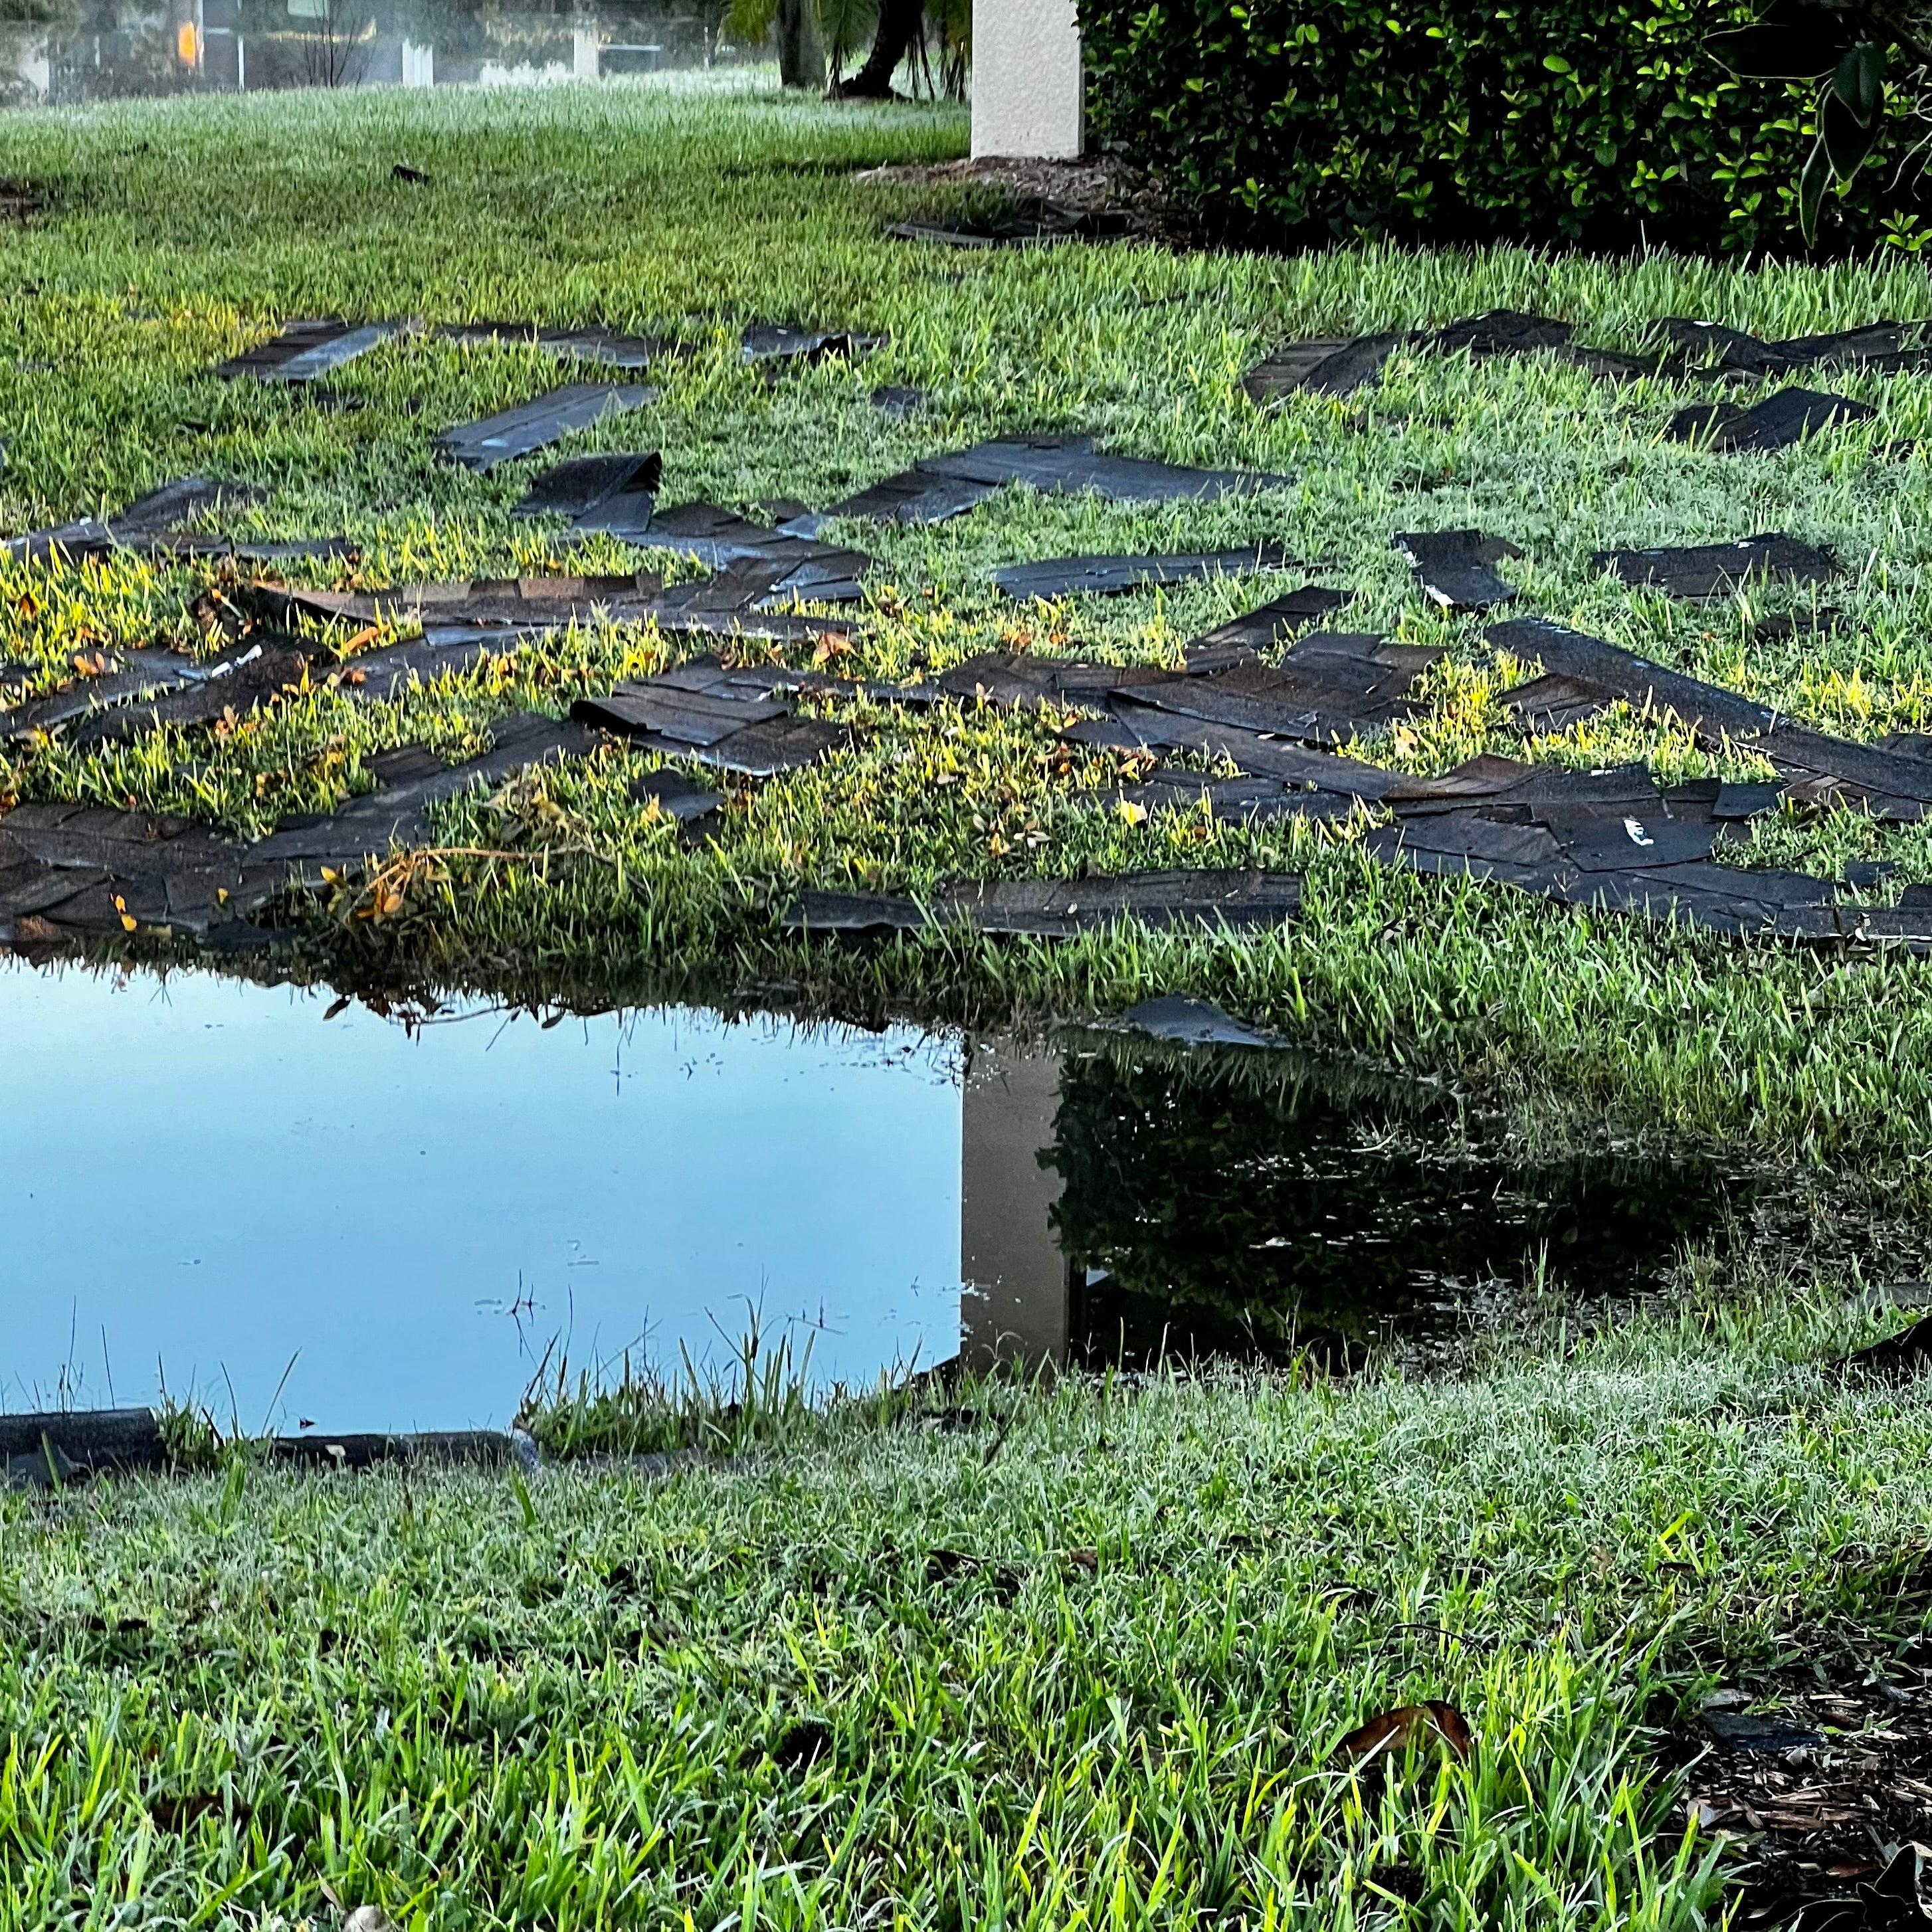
[1,961,963,1432]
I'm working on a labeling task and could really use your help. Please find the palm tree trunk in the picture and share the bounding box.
[776,0,825,88]
[840,0,921,97]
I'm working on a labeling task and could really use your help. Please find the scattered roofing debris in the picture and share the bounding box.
[1667,386,1877,452]
[3,476,354,566]
[644,501,871,603]
[513,450,661,539]
[993,542,1296,601]
[213,317,413,384]
[1840,1310,1932,1377]
[1662,316,1932,376]
[884,197,1134,248]
[0,802,285,941]
[783,868,1303,938]
[266,564,856,666]
[1241,310,1673,405]
[0,637,304,743]
[1364,753,1932,941]
[435,320,670,370]
[1242,334,1410,403]
[1494,615,1932,821]
[436,381,656,470]
[1593,534,1838,600]
[252,712,596,880]
[572,656,853,776]
[741,325,882,367]
[0,712,596,945]
[1183,584,1353,672]
[628,767,725,826]
[872,384,926,417]
[1672,1652,1932,1932]
[0,1406,531,1487]
[820,433,1294,526]
[0,1407,167,1484]
[67,640,313,748]
[1394,528,1522,612]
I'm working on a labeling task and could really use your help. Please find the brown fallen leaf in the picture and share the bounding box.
[1335,1701,1473,1765]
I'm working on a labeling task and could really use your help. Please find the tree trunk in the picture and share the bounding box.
[775,0,824,89]
[840,0,921,97]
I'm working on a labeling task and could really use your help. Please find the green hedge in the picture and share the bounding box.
[1075,0,1931,252]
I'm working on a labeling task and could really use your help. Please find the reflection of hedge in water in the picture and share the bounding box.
[1043,1041,1742,1345]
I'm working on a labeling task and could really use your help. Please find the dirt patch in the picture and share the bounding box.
[852,155,1187,244]
[1669,1639,1932,1926]
[0,180,48,226]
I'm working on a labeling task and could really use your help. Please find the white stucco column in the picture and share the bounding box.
[971,0,1083,161]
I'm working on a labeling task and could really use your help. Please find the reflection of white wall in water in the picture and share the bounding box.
[959,1038,1071,1373]
[400,36,431,85]
[971,0,1082,160]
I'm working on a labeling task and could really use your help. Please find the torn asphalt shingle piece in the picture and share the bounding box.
[1430,310,1575,357]
[252,712,597,877]
[1242,334,1410,403]
[512,450,662,537]
[435,382,656,470]
[0,639,296,743]
[1662,317,1930,377]
[214,318,411,384]
[783,868,1303,939]
[1593,535,1838,600]
[741,325,882,366]
[1182,585,1353,672]
[643,501,871,604]
[1492,616,1932,821]
[67,641,312,749]
[435,321,671,369]
[571,656,852,777]
[993,543,1297,601]
[1668,387,1877,452]
[824,433,1293,525]
[1394,529,1523,612]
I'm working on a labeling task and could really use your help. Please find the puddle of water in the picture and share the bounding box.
[0,959,1798,1432]
[1,0,754,108]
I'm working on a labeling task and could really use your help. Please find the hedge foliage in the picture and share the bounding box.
[1075,0,1932,253]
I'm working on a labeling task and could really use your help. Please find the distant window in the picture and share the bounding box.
[287,0,329,18]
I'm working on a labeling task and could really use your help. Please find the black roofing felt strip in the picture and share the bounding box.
[571,663,852,776]
[213,318,411,383]
[513,450,661,539]
[1491,617,1783,739]
[1394,530,1523,613]
[993,544,1298,600]
[1099,774,1361,824]
[435,383,656,470]
[1593,534,1838,599]
[782,869,1304,939]
[0,1407,168,1475]
[1668,387,1877,452]
[1661,317,1931,377]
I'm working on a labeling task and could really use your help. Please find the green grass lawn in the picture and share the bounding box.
[7,1290,1930,1929]
[10,72,1932,1163]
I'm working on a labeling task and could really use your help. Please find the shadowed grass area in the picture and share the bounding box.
[11,76,1932,1150]
[7,1286,1931,1927]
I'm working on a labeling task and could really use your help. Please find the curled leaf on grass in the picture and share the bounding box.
[1334,1701,1473,1765]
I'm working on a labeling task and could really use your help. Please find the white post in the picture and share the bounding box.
[971,0,1083,161]
[401,37,433,86]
